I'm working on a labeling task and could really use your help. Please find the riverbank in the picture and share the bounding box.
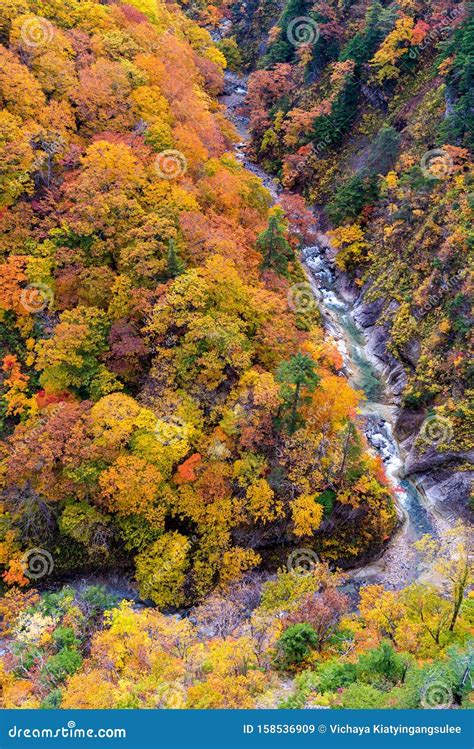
[221,72,446,590]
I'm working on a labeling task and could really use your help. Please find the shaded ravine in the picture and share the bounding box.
[222,72,441,588]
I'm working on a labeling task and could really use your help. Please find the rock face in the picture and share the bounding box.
[335,267,473,518]
[404,443,474,475]
[402,438,474,521]
[337,281,408,403]
[364,324,408,399]
[410,467,473,521]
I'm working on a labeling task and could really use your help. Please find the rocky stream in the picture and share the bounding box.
[221,71,451,590]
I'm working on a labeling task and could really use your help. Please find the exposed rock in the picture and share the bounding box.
[401,338,421,368]
[353,296,385,328]
[404,444,474,475]
[412,468,473,521]
[395,409,426,441]
[360,83,388,112]
[364,324,408,399]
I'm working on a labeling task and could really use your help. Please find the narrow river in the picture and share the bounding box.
[222,72,439,588]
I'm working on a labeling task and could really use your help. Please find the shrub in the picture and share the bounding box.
[276,623,318,668]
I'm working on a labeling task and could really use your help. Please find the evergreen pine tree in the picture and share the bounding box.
[276,352,320,433]
[257,207,293,275]
[166,239,185,279]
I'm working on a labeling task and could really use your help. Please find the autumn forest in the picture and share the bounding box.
[0,0,472,710]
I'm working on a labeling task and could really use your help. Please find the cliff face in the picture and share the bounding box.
[213,0,473,512]
[350,278,473,518]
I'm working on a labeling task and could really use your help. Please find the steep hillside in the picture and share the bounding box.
[210,0,473,514]
[0,0,397,602]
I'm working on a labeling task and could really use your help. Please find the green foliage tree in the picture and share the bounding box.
[257,206,293,275]
[276,623,318,667]
[310,74,359,150]
[356,641,407,687]
[166,238,185,279]
[35,306,121,399]
[276,352,320,433]
[327,174,379,224]
[316,659,358,692]
[217,38,243,71]
[438,6,474,149]
[45,648,83,683]
[340,3,396,65]
[261,0,308,66]
[52,627,80,650]
[339,682,387,708]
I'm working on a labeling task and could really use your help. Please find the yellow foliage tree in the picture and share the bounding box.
[291,494,324,537]
[98,454,166,526]
[135,532,190,607]
[246,478,283,523]
[328,224,369,270]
